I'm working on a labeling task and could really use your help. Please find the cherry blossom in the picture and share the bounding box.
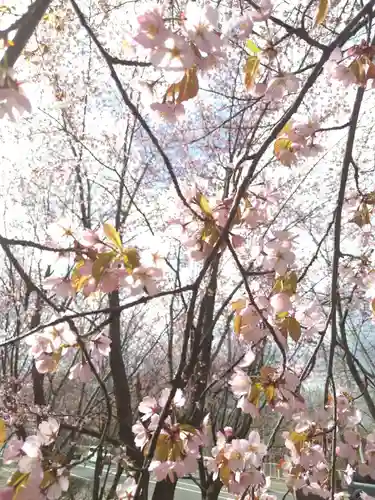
[183,3,221,54]
[0,68,32,121]
[150,102,185,122]
[116,477,137,500]
[150,34,196,80]
[133,6,169,49]
[250,0,273,21]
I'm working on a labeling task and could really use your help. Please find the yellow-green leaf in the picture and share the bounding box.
[290,431,308,445]
[0,419,6,444]
[371,298,375,315]
[40,470,55,489]
[277,121,293,137]
[231,298,246,311]
[196,192,212,217]
[264,384,276,403]
[350,203,371,227]
[248,382,262,406]
[92,252,115,282]
[349,59,366,86]
[246,39,261,53]
[287,317,301,342]
[153,434,170,462]
[123,247,140,272]
[274,137,293,158]
[315,0,329,25]
[244,55,260,90]
[220,465,232,486]
[233,314,242,335]
[103,223,122,249]
[363,192,375,205]
[274,271,298,295]
[167,67,199,104]
[8,471,30,499]
[179,424,197,435]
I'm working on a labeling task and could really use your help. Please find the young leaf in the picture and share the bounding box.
[92,252,115,282]
[123,247,140,272]
[349,59,366,86]
[244,55,260,90]
[315,0,329,25]
[8,471,30,499]
[274,137,293,158]
[233,314,242,335]
[363,192,375,205]
[246,39,261,53]
[350,203,370,227]
[231,298,247,311]
[167,67,199,104]
[287,317,301,342]
[196,192,213,217]
[103,223,122,249]
[0,419,6,444]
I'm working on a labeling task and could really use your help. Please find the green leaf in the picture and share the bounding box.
[196,192,212,217]
[103,223,122,249]
[363,192,375,205]
[244,55,260,90]
[179,424,197,435]
[92,252,115,282]
[287,317,301,342]
[315,0,328,24]
[8,471,30,499]
[0,418,6,444]
[123,247,140,272]
[246,39,261,53]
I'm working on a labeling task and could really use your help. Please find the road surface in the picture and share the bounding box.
[0,460,289,499]
[72,463,289,499]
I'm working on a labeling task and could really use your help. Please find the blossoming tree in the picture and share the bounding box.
[0,0,374,499]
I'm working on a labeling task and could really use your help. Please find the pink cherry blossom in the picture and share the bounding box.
[250,0,272,21]
[43,276,76,297]
[69,361,92,383]
[270,293,292,313]
[224,14,253,40]
[133,7,169,49]
[150,34,196,80]
[3,437,23,463]
[0,488,13,500]
[150,102,185,122]
[38,417,59,445]
[265,73,300,100]
[132,421,149,449]
[139,395,159,421]
[183,3,221,54]
[116,477,137,500]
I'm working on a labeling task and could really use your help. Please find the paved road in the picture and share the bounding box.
[0,460,289,499]
[73,463,289,499]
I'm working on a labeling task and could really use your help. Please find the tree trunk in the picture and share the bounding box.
[151,479,176,500]
[204,478,223,500]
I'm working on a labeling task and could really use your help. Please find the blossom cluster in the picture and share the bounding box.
[25,320,111,382]
[130,1,275,120]
[131,388,205,481]
[280,392,366,499]
[204,427,270,495]
[2,417,68,500]
[43,220,164,298]
[0,68,31,121]
[327,42,375,88]
[273,117,323,166]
